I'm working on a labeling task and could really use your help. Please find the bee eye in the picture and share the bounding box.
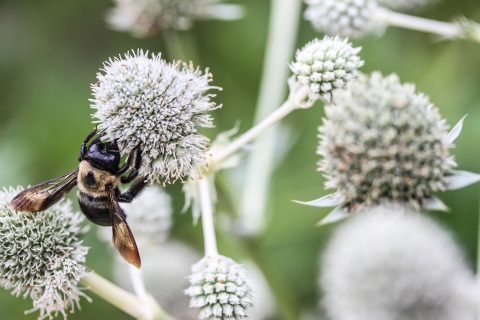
[85,171,96,186]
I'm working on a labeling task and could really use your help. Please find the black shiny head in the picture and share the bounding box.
[85,141,121,173]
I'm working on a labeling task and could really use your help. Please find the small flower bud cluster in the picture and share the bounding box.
[0,187,89,319]
[185,255,253,320]
[304,0,385,38]
[318,72,454,211]
[91,50,219,184]
[321,207,479,320]
[106,0,242,37]
[290,36,364,103]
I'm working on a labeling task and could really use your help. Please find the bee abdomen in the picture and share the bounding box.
[77,190,111,226]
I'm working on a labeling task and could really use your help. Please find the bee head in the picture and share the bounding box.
[86,140,121,173]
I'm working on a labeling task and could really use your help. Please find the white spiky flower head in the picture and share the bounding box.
[91,50,220,185]
[97,185,172,248]
[304,0,385,38]
[185,255,254,320]
[320,206,479,320]
[297,72,480,225]
[378,0,437,12]
[0,187,89,319]
[106,0,244,37]
[290,36,364,104]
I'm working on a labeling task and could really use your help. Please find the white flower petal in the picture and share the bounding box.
[316,206,350,226]
[293,193,344,207]
[443,114,467,147]
[445,170,480,190]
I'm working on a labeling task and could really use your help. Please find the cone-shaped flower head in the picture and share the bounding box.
[97,186,172,248]
[315,72,479,214]
[290,36,364,104]
[91,50,219,184]
[378,0,437,12]
[185,255,253,320]
[304,0,385,38]
[0,187,89,319]
[321,207,479,320]
[106,0,244,37]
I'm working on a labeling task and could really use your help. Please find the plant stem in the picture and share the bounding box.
[129,265,149,301]
[213,85,309,167]
[374,8,463,38]
[80,271,175,320]
[162,30,200,63]
[239,0,301,235]
[199,177,219,256]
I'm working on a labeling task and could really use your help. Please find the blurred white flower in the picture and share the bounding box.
[91,50,220,184]
[290,36,364,103]
[320,206,479,320]
[185,255,254,320]
[97,185,172,248]
[106,0,244,37]
[0,187,89,319]
[304,0,385,38]
[297,72,480,225]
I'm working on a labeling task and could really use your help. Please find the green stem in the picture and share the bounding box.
[212,85,309,168]
[162,30,201,63]
[80,271,175,320]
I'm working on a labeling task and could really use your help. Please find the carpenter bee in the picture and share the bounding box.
[10,127,147,268]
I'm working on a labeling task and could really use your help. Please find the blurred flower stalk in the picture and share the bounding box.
[239,0,302,235]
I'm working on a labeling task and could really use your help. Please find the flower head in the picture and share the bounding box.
[91,50,219,184]
[0,187,89,319]
[304,0,385,38]
[311,72,480,216]
[320,207,479,320]
[290,36,364,103]
[185,255,253,320]
[106,0,244,37]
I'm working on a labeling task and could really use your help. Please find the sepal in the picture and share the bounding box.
[293,193,344,207]
[445,170,480,190]
[443,115,467,147]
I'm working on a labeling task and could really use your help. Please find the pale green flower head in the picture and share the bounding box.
[304,0,385,38]
[91,50,220,185]
[185,255,254,320]
[290,36,364,104]
[296,72,480,225]
[106,0,244,37]
[0,187,89,319]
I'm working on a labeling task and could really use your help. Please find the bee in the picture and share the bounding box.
[10,127,147,268]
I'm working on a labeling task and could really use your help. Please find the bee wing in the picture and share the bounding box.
[107,187,141,268]
[10,169,79,212]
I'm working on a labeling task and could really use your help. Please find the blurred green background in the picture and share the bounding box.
[1,0,480,319]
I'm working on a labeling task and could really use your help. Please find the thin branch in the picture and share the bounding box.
[199,177,219,256]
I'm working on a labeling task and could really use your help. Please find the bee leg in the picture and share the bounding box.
[119,145,143,182]
[78,126,98,161]
[117,144,141,176]
[117,177,148,203]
